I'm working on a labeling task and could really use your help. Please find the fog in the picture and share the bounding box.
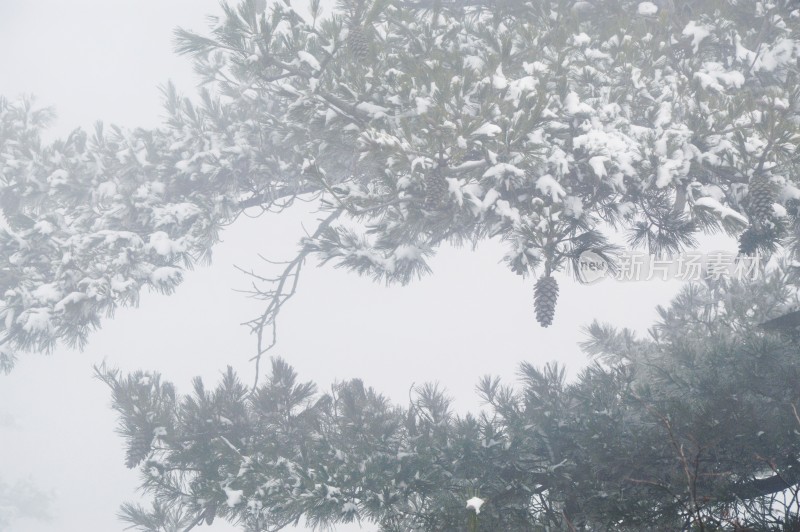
[0,1,735,531]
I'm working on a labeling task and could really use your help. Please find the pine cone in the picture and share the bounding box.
[738,221,783,258]
[534,275,559,328]
[203,504,217,525]
[737,227,760,256]
[125,429,152,469]
[424,170,448,210]
[346,25,370,62]
[746,176,776,226]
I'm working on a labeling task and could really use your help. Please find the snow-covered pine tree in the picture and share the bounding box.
[1,0,799,369]
[102,263,800,531]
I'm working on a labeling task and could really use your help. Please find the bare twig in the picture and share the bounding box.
[243,208,344,390]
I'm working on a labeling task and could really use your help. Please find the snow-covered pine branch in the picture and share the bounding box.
[2,0,799,366]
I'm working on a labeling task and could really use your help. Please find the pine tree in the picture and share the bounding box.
[101,265,800,531]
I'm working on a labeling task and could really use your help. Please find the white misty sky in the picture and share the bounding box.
[0,2,735,531]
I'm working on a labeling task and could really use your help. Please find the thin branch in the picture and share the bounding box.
[244,208,344,390]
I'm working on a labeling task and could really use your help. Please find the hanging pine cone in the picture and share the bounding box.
[125,429,152,469]
[424,169,448,210]
[534,275,559,328]
[746,176,776,226]
[738,222,783,258]
[346,24,370,62]
[737,226,760,256]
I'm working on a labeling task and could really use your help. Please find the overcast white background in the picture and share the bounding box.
[0,2,724,531]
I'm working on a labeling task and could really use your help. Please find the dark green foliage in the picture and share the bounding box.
[739,223,783,257]
[738,226,761,256]
[104,266,800,531]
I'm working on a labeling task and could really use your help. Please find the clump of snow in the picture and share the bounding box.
[341,502,359,515]
[563,195,584,218]
[637,2,658,15]
[653,102,672,128]
[96,181,117,198]
[694,62,745,92]
[573,128,639,178]
[506,76,537,106]
[466,496,485,514]
[494,199,521,224]
[32,284,62,304]
[18,308,53,333]
[773,203,787,218]
[523,61,548,74]
[547,146,570,176]
[463,55,484,71]
[325,107,338,125]
[693,197,748,225]
[394,245,423,261]
[468,187,501,216]
[152,203,202,228]
[415,96,432,114]
[683,21,713,53]
[297,51,321,70]
[781,183,800,202]
[584,48,610,61]
[483,163,525,180]
[756,39,797,73]
[224,487,244,507]
[563,92,593,116]
[588,156,607,178]
[446,177,464,206]
[656,158,689,188]
[573,32,591,47]
[471,123,502,137]
[492,66,508,90]
[150,267,183,287]
[355,101,389,119]
[175,159,194,173]
[53,292,88,313]
[48,169,69,185]
[33,220,55,235]
[147,232,185,256]
[536,175,567,202]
